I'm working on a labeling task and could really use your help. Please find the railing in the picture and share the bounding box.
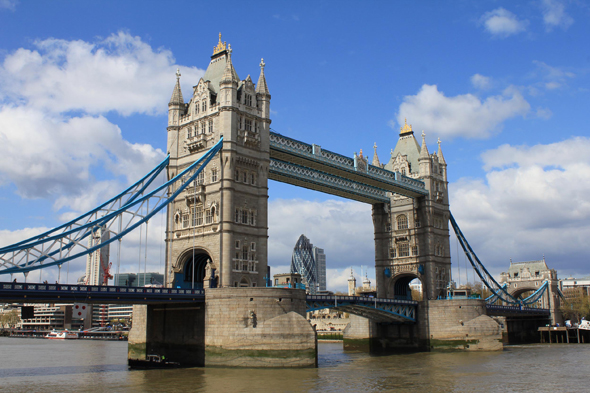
[275,283,306,290]
[306,294,417,305]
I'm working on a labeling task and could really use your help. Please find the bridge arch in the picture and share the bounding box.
[390,274,422,301]
[174,248,213,289]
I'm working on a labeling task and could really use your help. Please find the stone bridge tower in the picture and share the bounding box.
[373,120,451,300]
[500,259,562,324]
[165,35,271,289]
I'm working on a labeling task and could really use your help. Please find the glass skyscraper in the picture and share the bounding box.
[290,235,327,294]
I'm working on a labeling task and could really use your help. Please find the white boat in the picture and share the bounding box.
[579,320,590,330]
[45,330,79,339]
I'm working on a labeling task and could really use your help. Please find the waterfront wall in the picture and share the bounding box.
[204,287,317,367]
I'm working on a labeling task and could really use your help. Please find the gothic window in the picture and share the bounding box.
[196,207,203,226]
[187,127,192,138]
[399,243,410,257]
[235,240,240,249]
[210,206,216,223]
[412,246,418,256]
[182,213,189,229]
[191,206,196,226]
[241,209,248,224]
[201,122,206,134]
[196,171,204,185]
[242,172,247,183]
[202,100,207,112]
[211,168,218,183]
[208,120,213,133]
[397,214,408,230]
[390,248,397,258]
[234,258,239,270]
[245,119,252,132]
[235,170,239,181]
[235,208,240,223]
[249,211,255,225]
[242,245,249,260]
[195,102,199,114]
[401,168,406,176]
[245,94,252,106]
[205,209,212,224]
[251,173,256,185]
[251,242,256,251]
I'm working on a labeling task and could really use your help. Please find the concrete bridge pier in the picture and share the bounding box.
[343,299,504,353]
[128,288,317,368]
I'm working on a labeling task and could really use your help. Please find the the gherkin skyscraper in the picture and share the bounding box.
[290,234,318,294]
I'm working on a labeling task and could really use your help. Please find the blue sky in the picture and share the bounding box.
[0,0,589,290]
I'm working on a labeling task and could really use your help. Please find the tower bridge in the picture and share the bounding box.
[0,35,557,367]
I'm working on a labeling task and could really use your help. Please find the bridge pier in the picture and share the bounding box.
[128,287,317,368]
[343,299,504,353]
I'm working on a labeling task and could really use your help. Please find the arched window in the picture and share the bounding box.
[397,214,408,230]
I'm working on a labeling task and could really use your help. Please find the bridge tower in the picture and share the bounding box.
[165,35,271,289]
[373,121,451,300]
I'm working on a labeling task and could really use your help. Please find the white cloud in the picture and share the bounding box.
[268,198,373,267]
[535,107,553,119]
[480,8,528,38]
[0,105,165,202]
[396,84,530,140]
[0,0,17,11]
[541,0,574,31]
[451,137,590,278]
[0,32,204,116]
[531,60,575,91]
[471,74,492,90]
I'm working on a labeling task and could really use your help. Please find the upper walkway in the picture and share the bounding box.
[269,131,428,204]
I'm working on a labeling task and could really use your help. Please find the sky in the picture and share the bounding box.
[0,0,589,292]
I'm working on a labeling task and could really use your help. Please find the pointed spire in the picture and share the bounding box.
[256,58,270,95]
[221,46,238,85]
[437,137,446,165]
[169,68,184,106]
[419,130,430,159]
[348,268,355,281]
[372,143,380,166]
[400,118,414,136]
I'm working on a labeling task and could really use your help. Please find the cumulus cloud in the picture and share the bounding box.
[268,198,375,291]
[0,32,207,215]
[396,84,530,139]
[0,32,203,116]
[480,8,528,38]
[451,137,590,278]
[471,74,492,90]
[541,0,574,31]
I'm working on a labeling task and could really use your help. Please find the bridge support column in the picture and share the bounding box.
[372,203,389,298]
[204,288,317,367]
[128,303,206,367]
[343,314,424,353]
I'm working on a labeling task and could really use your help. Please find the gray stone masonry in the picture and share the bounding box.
[205,287,317,367]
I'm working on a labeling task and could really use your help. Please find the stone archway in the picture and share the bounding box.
[390,274,422,300]
[174,249,212,289]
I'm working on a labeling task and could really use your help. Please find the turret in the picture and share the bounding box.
[256,58,271,119]
[168,68,184,127]
[418,131,431,178]
[348,268,357,296]
[219,46,238,107]
[372,143,381,167]
[437,138,447,182]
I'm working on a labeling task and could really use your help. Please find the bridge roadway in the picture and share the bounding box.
[0,282,548,322]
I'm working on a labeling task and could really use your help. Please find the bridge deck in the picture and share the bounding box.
[269,132,428,202]
[0,282,205,304]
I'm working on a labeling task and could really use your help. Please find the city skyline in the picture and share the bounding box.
[1,1,589,292]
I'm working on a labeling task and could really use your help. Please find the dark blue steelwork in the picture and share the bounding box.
[0,137,223,275]
[306,294,417,323]
[0,281,204,304]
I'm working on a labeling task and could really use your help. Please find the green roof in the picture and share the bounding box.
[384,134,422,174]
[201,52,239,94]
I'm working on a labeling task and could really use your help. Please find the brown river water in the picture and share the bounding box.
[0,337,588,392]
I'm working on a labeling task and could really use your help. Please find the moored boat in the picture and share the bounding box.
[45,330,79,339]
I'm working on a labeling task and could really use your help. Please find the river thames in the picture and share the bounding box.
[1,337,588,392]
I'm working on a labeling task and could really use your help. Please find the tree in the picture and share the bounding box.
[0,310,21,329]
[560,288,590,322]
